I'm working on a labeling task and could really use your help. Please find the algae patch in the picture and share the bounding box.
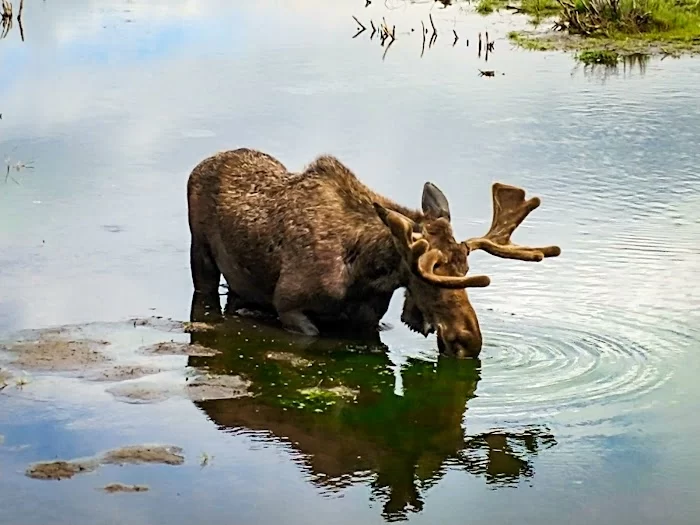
[280,385,360,412]
[265,351,312,368]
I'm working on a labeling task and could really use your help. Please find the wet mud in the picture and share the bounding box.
[82,365,164,382]
[101,483,150,493]
[140,341,220,357]
[26,445,185,481]
[2,336,110,372]
[26,459,100,480]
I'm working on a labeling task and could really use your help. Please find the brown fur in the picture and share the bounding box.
[186,148,561,358]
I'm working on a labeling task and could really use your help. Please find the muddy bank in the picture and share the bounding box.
[26,445,185,481]
[508,30,700,58]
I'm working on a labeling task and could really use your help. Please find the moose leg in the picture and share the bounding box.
[189,237,223,322]
[273,260,351,337]
[272,283,321,336]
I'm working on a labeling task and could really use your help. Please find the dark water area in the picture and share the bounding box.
[1,1,700,524]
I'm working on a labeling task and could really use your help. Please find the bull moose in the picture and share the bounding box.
[186,148,561,358]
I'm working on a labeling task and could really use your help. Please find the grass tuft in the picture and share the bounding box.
[576,48,620,64]
[554,0,700,37]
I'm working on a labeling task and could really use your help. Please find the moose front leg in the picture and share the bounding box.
[189,238,223,322]
[273,257,352,337]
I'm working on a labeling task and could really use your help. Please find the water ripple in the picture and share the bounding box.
[469,315,688,421]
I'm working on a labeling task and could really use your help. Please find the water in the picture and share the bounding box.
[1,0,700,523]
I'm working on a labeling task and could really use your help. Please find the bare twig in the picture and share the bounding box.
[452,28,459,46]
[428,13,437,47]
[421,19,426,57]
[352,15,367,32]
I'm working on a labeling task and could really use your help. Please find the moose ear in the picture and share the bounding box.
[373,202,416,248]
[421,182,451,221]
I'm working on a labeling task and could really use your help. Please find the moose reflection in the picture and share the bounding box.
[187,317,557,522]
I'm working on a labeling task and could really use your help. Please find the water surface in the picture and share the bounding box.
[1,1,700,524]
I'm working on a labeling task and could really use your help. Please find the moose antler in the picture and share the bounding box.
[374,203,490,289]
[466,183,561,262]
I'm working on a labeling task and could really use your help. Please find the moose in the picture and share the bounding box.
[186,148,561,358]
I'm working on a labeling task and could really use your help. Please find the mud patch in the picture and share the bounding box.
[327,385,360,400]
[2,336,110,372]
[182,322,216,333]
[129,317,185,332]
[26,459,99,480]
[141,341,220,357]
[106,383,175,404]
[102,483,150,493]
[84,364,163,382]
[187,373,252,402]
[101,445,185,466]
[265,351,312,368]
[26,445,185,481]
[0,368,12,387]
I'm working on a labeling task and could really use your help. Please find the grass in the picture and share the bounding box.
[476,0,700,55]
[576,49,620,64]
[554,0,700,38]
[476,0,560,16]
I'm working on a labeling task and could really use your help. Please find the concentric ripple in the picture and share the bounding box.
[468,315,691,421]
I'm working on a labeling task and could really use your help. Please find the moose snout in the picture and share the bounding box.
[436,327,482,359]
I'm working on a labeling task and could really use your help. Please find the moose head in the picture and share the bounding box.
[374,181,561,358]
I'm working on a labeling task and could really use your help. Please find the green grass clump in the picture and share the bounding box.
[576,49,620,64]
[475,0,505,14]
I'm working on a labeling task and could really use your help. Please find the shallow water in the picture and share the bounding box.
[1,0,700,523]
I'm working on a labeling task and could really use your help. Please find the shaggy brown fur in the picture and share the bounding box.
[186,148,561,358]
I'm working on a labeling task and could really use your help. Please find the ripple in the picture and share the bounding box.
[470,316,687,421]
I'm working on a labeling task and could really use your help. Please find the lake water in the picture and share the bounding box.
[1,1,700,524]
